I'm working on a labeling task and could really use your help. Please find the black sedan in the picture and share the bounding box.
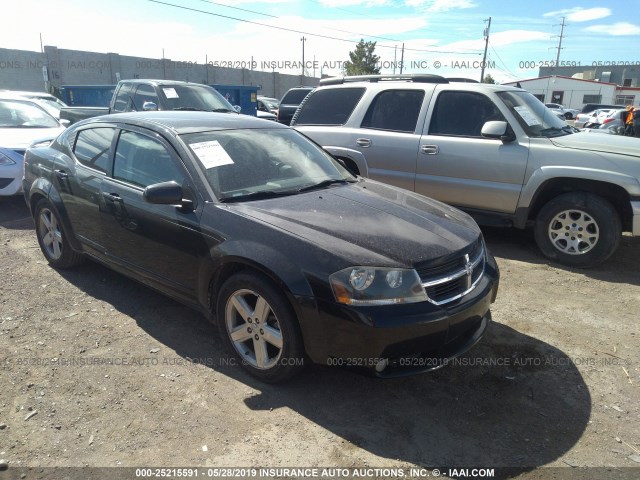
[23,112,499,382]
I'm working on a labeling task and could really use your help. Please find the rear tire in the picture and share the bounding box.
[34,199,84,269]
[217,272,305,383]
[534,193,621,268]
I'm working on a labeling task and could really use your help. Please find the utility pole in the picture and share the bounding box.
[480,17,491,82]
[399,43,405,74]
[554,17,566,66]
[300,36,306,77]
[393,45,397,74]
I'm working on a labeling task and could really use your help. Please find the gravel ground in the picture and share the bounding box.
[0,194,639,480]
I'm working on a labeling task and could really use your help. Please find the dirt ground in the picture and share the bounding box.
[1,194,639,479]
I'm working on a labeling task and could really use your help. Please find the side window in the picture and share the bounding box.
[73,128,116,173]
[294,88,365,125]
[429,91,506,137]
[112,84,134,113]
[132,85,159,110]
[113,131,185,188]
[361,90,425,133]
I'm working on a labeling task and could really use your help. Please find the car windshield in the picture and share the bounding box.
[497,91,572,138]
[260,98,279,109]
[0,99,60,128]
[159,85,235,112]
[182,128,355,201]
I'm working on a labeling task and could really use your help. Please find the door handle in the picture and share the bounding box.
[421,145,439,155]
[102,192,123,203]
[54,169,69,180]
[356,138,371,148]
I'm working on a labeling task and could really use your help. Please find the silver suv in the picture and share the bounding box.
[292,74,640,267]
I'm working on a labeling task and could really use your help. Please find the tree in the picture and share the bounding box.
[344,39,380,76]
[482,74,496,84]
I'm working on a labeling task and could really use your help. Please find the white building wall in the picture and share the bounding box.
[504,77,618,109]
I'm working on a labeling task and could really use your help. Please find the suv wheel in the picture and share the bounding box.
[34,199,84,269]
[534,193,621,268]
[217,272,305,383]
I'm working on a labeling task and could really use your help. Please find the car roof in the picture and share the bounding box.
[312,79,524,94]
[119,79,211,87]
[80,111,290,134]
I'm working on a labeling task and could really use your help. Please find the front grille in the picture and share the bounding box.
[417,240,485,306]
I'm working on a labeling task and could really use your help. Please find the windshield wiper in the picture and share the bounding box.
[539,126,571,138]
[172,107,206,111]
[210,108,235,113]
[218,189,298,203]
[296,178,355,193]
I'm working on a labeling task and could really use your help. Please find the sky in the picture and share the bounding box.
[2,0,640,83]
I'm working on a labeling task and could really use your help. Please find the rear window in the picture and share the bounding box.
[74,127,116,173]
[281,89,313,104]
[294,88,365,126]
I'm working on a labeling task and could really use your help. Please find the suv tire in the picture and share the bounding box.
[534,192,621,268]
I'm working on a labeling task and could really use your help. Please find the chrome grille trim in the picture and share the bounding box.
[421,243,485,306]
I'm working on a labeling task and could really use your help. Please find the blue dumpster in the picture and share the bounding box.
[59,85,116,107]
[210,84,259,116]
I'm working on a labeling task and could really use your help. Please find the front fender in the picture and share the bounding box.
[323,146,370,178]
[519,165,640,210]
[197,239,317,319]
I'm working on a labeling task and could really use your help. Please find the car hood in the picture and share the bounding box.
[550,131,640,158]
[226,179,481,266]
[0,127,64,151]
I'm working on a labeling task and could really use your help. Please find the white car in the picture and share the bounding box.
[0,97,66,195]
[575,108,617,129]
[545,103,580,120]
[0,90,67,119]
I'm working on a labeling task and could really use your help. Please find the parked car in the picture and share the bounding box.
[582,109,627,135]
[60,79,236,125]
[292,74,640,268]
[257,96,280,114]
[574,103,621,128]
[545,103,580,120]
[0,90,68,119]
[256,110,277,121]
[22,111,499,382]
[0,97,66,195]
[578,108,617,128]
[277,86,314,125]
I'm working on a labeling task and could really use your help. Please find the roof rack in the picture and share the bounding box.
[446,77,479,83]
[319,74,448,86]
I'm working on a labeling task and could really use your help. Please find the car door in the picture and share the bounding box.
[416,89,529,214]
[351,89,428,192]
[53,125,117,255]
[99,127,203,296]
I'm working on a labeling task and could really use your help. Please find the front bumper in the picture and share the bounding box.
[298,253,500,377]
[632,201,640,236]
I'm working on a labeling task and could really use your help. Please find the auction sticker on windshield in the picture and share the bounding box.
[163,87,179,99]
[514,106,541,126]
[189,141,235,168]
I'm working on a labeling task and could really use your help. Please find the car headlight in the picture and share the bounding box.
[330,267,427,306]
[0,151,16,165]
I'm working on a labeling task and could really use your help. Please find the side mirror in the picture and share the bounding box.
[233,105,242,113]
[59,119,71,127]
[142,101,158,111]
[143,181,184,205]
[481,121,515,143]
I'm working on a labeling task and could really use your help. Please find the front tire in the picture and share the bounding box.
[34,199,84,269]
[534,193,621,268]
[217,272,305,383]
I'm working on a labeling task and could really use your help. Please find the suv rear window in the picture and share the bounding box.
[294,88,365,126]
[361,89,425,133]
[281,88,313,104]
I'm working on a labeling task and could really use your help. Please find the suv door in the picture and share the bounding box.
[416,89,529,213]
[352,89,428,192]
[99,127,203,296]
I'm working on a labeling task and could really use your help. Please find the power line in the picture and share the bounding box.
[146,0,482,55]
[195,0,401,43]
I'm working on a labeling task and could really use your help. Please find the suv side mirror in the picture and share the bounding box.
[481,121,515,143]
[233,105,242,113]
[142,101,158,111]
